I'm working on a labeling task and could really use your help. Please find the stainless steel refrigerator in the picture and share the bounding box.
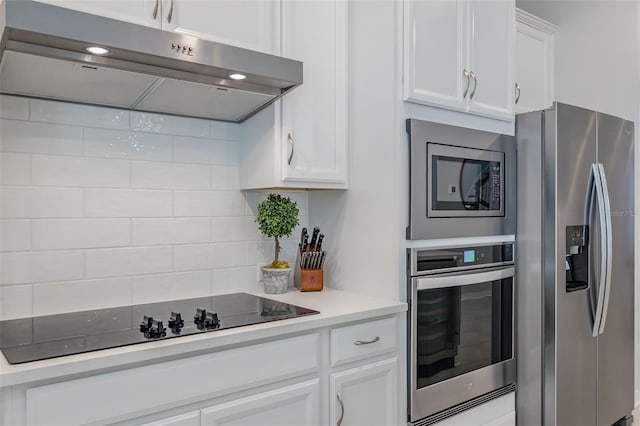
[516,103,634,426]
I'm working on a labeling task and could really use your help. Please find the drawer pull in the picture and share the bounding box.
[354,336,380,345]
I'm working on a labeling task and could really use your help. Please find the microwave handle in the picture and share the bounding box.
[415,267,515,291]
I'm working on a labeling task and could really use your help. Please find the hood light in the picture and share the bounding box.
[229,73,247,80]
[85,46,111,55]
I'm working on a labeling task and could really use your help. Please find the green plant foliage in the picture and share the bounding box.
[255,193,300,267]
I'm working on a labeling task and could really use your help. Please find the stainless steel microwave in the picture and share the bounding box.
[407,119,516,240]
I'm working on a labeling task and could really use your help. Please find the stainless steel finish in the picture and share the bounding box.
[469,70,477,100]
[407,119,516,239]
[409,241,514,277]
[353,337,380,345]
[167,0,174,23]
[415,267,514,290]
[0,0,303,123]
[336,391,344,426]
[153,0,159,19]
[595,112,634,426]
[585,163,608,338]
[287,133,295,165]
[597,164,612,335]
[426,143,505,218]
[515,82,520,104]
[515,103,634,426]
[463,69,471,99]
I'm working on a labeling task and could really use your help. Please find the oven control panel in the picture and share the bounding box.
[411,242,514,275]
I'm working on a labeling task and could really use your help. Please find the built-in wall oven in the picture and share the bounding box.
[407,119,516,240]
[407,241,516,425]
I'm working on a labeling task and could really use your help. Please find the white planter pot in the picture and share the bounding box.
[261,267,292,294]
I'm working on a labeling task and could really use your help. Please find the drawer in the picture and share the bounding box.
[330,317,397,367]
[26,333,319,426]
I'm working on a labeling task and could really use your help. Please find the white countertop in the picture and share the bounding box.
[0,288,406,388]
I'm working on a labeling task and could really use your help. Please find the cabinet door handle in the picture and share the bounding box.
[337,391,345,426]
[515,82,521,104]
[167,0,174,23]
[354,336,380,345]
[152,0,159,19]
[462,69,471,99]
[287,132,295,165]
[469,71,477,100]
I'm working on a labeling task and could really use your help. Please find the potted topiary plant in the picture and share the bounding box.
[255,193,300,294]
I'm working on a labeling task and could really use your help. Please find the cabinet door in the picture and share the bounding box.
[141,411,201,426]
[467,0,515,120]
[280,0,348,187]
[201,379,320,426]
[329,358,397,426]
[403,0,468,111]
[33,0,161,28]
[515,10,557,113]
[162,0,279,54]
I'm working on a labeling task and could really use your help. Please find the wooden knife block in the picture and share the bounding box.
[294,250,324,292]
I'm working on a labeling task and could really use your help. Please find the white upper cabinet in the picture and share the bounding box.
[33,0,162,28]
[515,8,557,113]
[163,0,279,54]
[33,0,279,54]
[404,0,515,121]
[239,0,348,189]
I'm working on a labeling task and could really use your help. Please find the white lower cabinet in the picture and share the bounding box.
[201,379,320,426]
[329,358,398,426]
[141,411,201,426]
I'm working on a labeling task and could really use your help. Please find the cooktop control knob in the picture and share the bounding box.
[194,309,220,330]
[140,316,167,339]
[168,312,184,333]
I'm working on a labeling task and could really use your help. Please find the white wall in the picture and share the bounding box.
[308,0,401,300]
[519,0,640,407]
[0,95,307,320]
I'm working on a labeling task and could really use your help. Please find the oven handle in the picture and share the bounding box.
[415,267,515,291]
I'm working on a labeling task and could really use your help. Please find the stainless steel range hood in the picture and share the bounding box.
[0,1,302,122]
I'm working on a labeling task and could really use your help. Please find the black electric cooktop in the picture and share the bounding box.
[0,293,319,364]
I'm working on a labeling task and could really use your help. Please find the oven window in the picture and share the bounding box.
[431,155,501,211]
[415,278,513,389]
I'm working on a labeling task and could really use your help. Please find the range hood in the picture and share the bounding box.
[0,1,302,122]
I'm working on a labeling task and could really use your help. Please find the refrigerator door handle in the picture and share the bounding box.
[597,164,613,335]
[584,163,608,338]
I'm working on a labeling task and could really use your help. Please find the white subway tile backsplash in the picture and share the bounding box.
[84,128,173,161]
[1,152,30,185]
[130,112,209,137]
[131,161,210,190]
[0,119,83,155]
[173,136,239,165]
[30,99,129,129]
[84,189,172,217]
[173,242,245,271]
[0,98,309,315]
[211,166,240,190]
[212,216,261,242]
[209,121,239,141]
[32,219,130,250]
[1,187,83,218]
[0,95,29,120]
[212,267,260,295]
[0,285,33,320]
[33,277,132,316]
[1,250,84,285]
[174,191,246,217]
[132,271,211,304]
[132,218,210,246]
[1,220,31,252]
[85,246,173,278]
[32,155,130,187]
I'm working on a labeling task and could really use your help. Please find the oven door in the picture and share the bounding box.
[409,267,515,423]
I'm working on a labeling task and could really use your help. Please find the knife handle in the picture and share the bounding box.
[316,234,324,251]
